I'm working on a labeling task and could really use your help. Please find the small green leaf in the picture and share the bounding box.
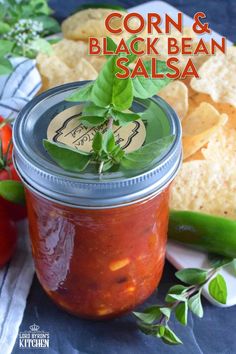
[0,21,11,34]
[175,302,188,326]
[208,274,227,304]
[83,103,108,117]
[80,115,106,127]
[0,180,25,205]
[66,83,93,102]
[176,268,209,285]
[102,130,116,153]
[133,306,161,324]
[102,160,114,172]
[111,109,140,126]
[159,307,171,320]
[112,76,133,111]
[0,57,13,76]
[165,293,186,303]
[91,56,133,110]
[43,139,91,172]
[121,135,174,170]
[92,132,103,154]
[161,326,183,345]
[30,38,53,55]
[0,40,13,56]
[168,285,188,295]
[132,60,173,99]
[188,292,204,318]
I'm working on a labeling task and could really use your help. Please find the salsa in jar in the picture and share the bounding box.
[13,82,182,319]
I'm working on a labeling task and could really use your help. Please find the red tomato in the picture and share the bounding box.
[0,205,17,268]
[0,116,27,221]
[0,116,12,156]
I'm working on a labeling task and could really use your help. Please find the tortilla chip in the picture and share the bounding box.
[158,80,188,120]
[170,160,236,219]
[188,91,236,129]
[190,46,236,107]
[62,8,133,41]
[171,125,236,219]
[182,102,228,159]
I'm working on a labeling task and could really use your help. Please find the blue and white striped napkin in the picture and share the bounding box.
[0,56,42,119]
[0,57,41,353]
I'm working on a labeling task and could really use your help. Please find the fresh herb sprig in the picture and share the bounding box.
[44,37,174,175]
[0,0,59,75]
[134,257,234,345]
[0,0,60,36]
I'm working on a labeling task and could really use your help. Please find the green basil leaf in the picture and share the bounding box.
[208,274,227,304]
[0,180,25,205]
[175,302,188,326]
[121,35,138,64]
[43,139,91,172]
[92,132,103,154]
[91,56,133,110]
[0,57,13,75]
[0,21,11,34]
[91,56,116,107]
[0,40,13,57]
[106,36,117,54]
[83,103,108,117]
[132,60,172,99]
[161,326,183,345]
[30,38,53,55]
[133,306,161,324]
[188,292,203,318]
[102,130,116,153]
[66,83,93,102]
[102,160,114,172]
[80,115,106,127]
[111,109,140,126]
[175,268,209,285]
[112,76,133,111]
[121,135,174,170]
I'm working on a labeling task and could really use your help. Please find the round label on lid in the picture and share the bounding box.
[47,105,146,153]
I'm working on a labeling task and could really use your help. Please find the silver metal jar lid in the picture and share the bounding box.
[13,81,182,208]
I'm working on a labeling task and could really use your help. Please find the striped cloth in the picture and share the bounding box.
[0,57,42,119]
[0,57,41,353]
[0,222,34,354]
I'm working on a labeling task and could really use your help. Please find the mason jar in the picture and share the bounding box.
[13,82,182,319]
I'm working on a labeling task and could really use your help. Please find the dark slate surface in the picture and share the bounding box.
[12,1,236,353]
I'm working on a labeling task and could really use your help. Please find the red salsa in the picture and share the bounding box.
[26,187,170,319]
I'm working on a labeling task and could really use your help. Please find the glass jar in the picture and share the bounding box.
[13,82,182,319]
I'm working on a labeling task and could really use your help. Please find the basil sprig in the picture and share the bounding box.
[134,256,233,345]
[44,36,174,174]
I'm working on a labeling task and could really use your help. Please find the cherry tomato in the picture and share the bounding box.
[0,205,17,268]
[0,116,27,221]
[0,116,12,156]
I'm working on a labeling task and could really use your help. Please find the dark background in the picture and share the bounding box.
[13,1,236,353]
